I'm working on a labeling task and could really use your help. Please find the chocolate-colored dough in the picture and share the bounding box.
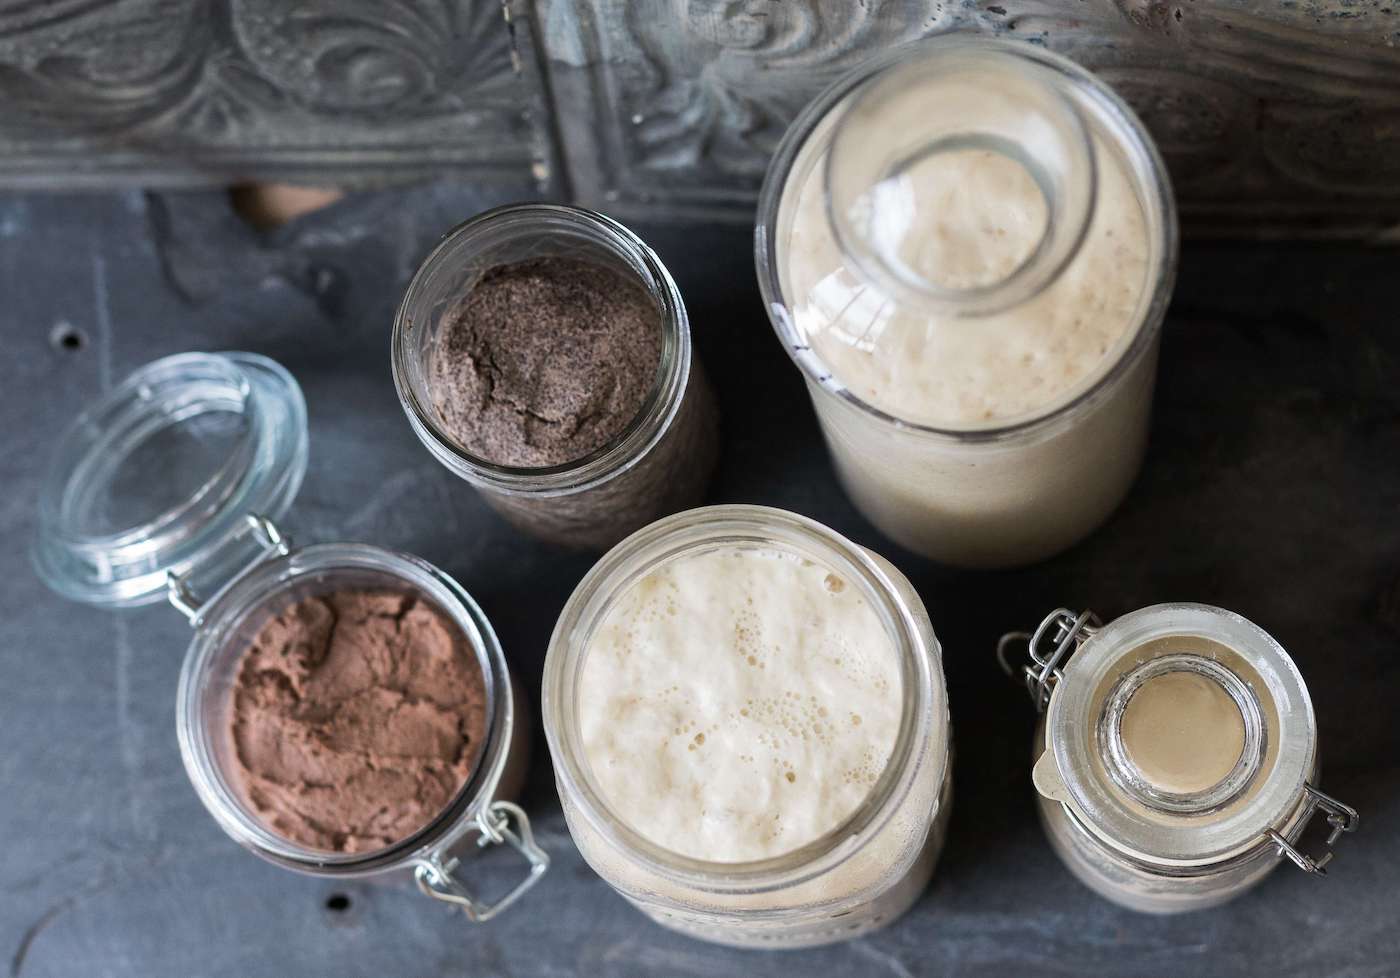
[429,257,662,468]
[228,589,487,854]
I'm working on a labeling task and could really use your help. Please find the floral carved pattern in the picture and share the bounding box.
[0,0,547,186]
[540,0,1400,233]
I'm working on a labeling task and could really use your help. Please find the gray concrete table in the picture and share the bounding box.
[3,186,1397,978]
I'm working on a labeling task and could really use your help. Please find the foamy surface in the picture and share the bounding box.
[783,140,1150,428]
[577,546,902,863]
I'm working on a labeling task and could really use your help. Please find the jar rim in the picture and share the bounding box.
[175,542,516,876]
[542,504,947,894]
[753,35,1179,444]
[391,203,692,495]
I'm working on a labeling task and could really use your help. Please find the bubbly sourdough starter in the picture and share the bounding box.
[577,546,901,863]
[773,105,1162,566]
[785,140,1149,428]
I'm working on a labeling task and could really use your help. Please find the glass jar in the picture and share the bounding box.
[755,37,1178,568]
[999,604,1359,913]
[32,351,547,922]
[542,505,952,948]
[393,203,720,551]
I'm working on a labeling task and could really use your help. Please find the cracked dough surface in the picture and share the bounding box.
[227,589,487,854]
[428,257,662,468]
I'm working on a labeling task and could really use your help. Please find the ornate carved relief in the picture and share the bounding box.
[537,0,1400,234]
[0,0,550,188]
[1,1,1398,234]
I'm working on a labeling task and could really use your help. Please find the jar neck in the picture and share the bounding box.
[824,41,1096,318]
[391,203,690,496]
[1097,652,1267,816]
[541,505,945,893]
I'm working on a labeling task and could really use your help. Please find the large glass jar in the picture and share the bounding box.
[755,37,1177,568]
[542,505,951,948]
[32,351,547,922]
[1000,604,1359,913]
[393,204,720,551]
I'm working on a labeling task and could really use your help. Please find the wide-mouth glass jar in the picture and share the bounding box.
[999,604,1359,913]
[392,203,719,551]
[32,351,547,922]
[543,505,951,948]
[755,37,1178,568]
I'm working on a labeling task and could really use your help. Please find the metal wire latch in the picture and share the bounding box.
[414,801,550,922]
[166,514,291,625]
[1268,784,1360,876]
[997,607,1101,712]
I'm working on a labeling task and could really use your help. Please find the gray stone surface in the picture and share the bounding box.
[2,186,1398,977]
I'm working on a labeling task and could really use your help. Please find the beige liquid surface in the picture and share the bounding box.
[1120,671,1246,795]
[576,545,902,863]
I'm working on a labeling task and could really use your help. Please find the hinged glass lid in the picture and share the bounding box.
[1007,603,1320,865]
[33,352,308,607]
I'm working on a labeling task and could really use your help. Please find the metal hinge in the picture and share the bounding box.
[1268,784,1360,876]
[997,607,1101,712]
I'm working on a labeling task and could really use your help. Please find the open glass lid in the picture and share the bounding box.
[33,352,308,607]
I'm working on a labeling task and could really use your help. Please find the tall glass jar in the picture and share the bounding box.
[755,38,1178,568]
[543,505,952,948]
[1000,604,1359,913]
[393,204,720,551]
[32,351,547,922]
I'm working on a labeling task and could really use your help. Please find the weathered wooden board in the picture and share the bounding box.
[0,0,553,189]
[535,0,1400,236]
[0,1,1398,236]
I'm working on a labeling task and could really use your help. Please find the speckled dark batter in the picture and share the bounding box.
[430,257,662,468]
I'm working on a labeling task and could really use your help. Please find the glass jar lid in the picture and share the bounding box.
[33,352,309,607]
[823,42,1096,317]
[756,36,1176,434]
[1034,604,1317,865]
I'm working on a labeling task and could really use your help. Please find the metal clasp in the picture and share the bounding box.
[414,801,549,923]
[1267,784,1360,876]
[997,607,1102,712]
[166,514,291,625]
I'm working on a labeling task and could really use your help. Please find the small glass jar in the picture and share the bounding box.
[755,38,1178,568]
[543,505,952,948]
[1000,604,1359,913]
[392,204,720,551]
[33,351,547,922]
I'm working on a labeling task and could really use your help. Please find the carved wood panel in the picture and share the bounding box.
[0,0,553,189]
[0,0,1399,236]
[533,0,1400,236]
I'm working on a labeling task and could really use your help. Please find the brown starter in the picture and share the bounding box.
[227,589,488,854]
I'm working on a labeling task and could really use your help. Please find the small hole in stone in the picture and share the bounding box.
[50,323,86,352]
[325,894,351,912]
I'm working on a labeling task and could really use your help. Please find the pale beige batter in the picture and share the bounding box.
[771,85,1160,566]
[785,136,1149,428]
[577,545,902,863]
[1120,671,1245,795]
